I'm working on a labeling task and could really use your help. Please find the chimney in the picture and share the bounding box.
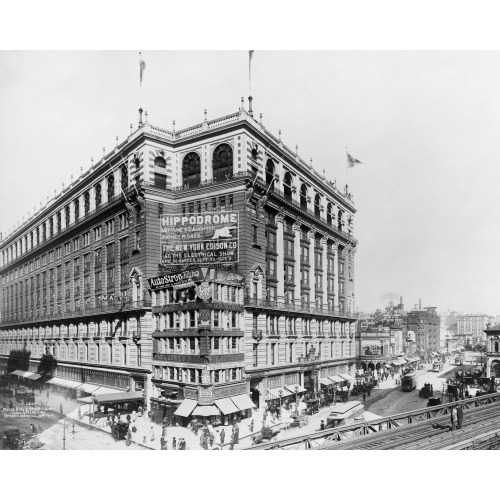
[419,298,422,309]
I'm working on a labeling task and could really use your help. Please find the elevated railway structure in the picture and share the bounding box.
[249,392,500,450]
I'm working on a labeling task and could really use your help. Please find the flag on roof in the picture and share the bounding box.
[346,151,363,168]
[139,52,146,86]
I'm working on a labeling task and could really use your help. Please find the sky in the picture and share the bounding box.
[2,50,500,315]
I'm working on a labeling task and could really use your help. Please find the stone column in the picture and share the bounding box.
[332,241,339,310]
[320,237,328,308]
[293,219,302,307]
[308,229,315,307]
[276,213,285,304]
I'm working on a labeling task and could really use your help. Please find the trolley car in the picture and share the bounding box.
[433,361,442,372]
[402,373,418,391]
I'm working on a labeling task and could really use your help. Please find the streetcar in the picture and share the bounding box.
[402,373,418,391]
[433,361,442,372]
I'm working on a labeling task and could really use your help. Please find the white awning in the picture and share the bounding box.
[46,377,82,388]
[230,394,256,411]
[329,375,345,383]
[22,371,35,379]
[267,387,292,400]
[340,373,355,382]
[192,405,220,417]
[285,384,306,394]
[10,370,26,376]
[91,386,123,395]
[319,378,334,386]
[77,383,102,394]
[214,398,240,415]
[174,398,197,417]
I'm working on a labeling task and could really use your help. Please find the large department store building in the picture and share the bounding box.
[0,103,358,422]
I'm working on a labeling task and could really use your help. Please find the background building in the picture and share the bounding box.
[407,303,440,360]
[0,103,358,422]
[457,313,494,346]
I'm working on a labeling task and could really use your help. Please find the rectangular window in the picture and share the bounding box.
[220,197,226,211]
[94,226,101,241]
[269,232,276,250]
[94,248,102,268]
[119,213,128,230]
[228,195,233,210]
[135,231,140,251]
[106,242,115,265]
[106,267,115,287]
[56,247,62,259]
[64,242,71,255]
[73,237,80,251]
[253,225,258,245]
[158,203,163,217]
[253,345,258,367]
[106,219,114,236]
[83,232,90,246]
[188,203,194,214]
[83,253,90,273]
[120,237,129,259]
[212,198,217,211]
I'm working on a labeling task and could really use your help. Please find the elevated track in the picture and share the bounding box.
[249,392,500,450]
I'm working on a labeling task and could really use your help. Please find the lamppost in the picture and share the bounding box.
[62,418,71,450]
[278,389,283,420]
[294,384,299,414]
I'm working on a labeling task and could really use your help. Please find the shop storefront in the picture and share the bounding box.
[173,380,256,427]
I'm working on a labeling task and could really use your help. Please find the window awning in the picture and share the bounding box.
[77,383,102,394]
[92,386,123,395]
[94,391,144,404]
[46,377,82,388]
[267,387,292,400]
[22,371,35,379]
[214,398,240,415]
[340,373,355,382]
[191,405,220,417]
[174,398,197,417]
[10,370,26,376]
[78,396,93,404]
[285,384,306,394]
[329,375,345,383]
[319,378,334,386]
[230,394,255,411]
[27,373,41,380]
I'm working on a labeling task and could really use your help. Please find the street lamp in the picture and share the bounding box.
[62,418,71,450]
[278,389,283,420]
[294,384,299,414]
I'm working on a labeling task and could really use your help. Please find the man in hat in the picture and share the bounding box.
[456,404,464,429]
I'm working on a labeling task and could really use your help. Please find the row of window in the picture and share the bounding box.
[154,310,241,330]
[154,365,242,384]
[154,336,242,354]
[2,168,129,267]
[2,213,130,285]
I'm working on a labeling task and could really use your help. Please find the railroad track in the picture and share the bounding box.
[319,401,500,450]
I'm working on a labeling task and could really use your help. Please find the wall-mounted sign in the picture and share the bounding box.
[198,385,214,405]
[160,211,239,265]
[198,309,211,326]
[196,282,213,301]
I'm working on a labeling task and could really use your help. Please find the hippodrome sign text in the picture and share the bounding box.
[160,211,239,265]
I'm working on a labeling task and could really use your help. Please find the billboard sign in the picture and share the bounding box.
[148,267,244,291]
[160,211,239,265]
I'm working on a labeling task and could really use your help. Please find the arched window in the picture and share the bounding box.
[327,203,333,225]
[314,194,321,217]
[95,184,102,207]
[337,209,343,231]
[495,341,499,353]
[182,152,201,188]
[154,156,166,168]
[283,172,293,200]
[56,212,61,233]
[65,206,70,226]
[49,218,54,236]
[212,144,233,182]
[74,199,80,220]
[84,192,90,214]
[107,175,115,199]
[300,184,308,209]
[121,165,128,190]
[265,159,275,191]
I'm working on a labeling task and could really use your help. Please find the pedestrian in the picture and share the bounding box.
[126,430,132,447]
[202,434,208,450]
[249,419,254,433]
[138,405,143,417]
[367,388,371,397]
[214,430,221,450]
[160,435,166,450]
[172,436,177,450]
[126,413,131,424]
[232,424,239,445]
[132,410,137,422]
[450,406,457,431]
[209,432,214,447]
[143,436,147,444]
[362,393,366,403]
[9,399,13,409]
[320,420,325,431]
[150,426,155,442]
[457,404,464,429]
[220,427,225,445]
[46,390,50,399]
[65,393,68,402]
